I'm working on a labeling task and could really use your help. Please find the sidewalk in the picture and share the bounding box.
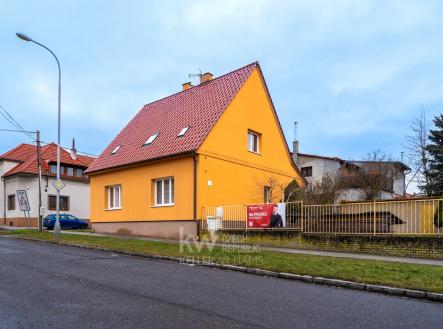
[63,230,443,267]
[2,226,442,267]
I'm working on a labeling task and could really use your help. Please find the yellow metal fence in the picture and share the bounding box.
[201,198,443,235]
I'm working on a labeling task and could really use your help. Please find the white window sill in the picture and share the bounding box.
[248,150,261,155]
[151,204,175,208]
[105,207,122,211]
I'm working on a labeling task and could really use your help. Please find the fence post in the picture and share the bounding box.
[300,201,304,232]
[373,201,376,236]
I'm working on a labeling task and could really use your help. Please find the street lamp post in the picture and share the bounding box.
[16,33,62,236]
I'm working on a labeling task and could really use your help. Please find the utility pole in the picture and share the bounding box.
[36,130,43,231]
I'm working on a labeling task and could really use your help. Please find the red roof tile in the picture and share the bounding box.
[86,62,258,174]
[1,143,95,178]
[0,143,37,162]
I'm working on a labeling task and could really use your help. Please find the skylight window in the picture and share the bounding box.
[111,145,121,154]
[144,133,159,146]
[177,126,190,137]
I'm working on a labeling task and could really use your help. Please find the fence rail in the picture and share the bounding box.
[201,198,443,235]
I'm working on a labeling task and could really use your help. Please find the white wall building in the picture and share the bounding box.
[292,143,409,202]
[0,143,94,227]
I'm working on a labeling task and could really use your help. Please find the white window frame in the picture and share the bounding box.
[111,145,121,155]
[177,126,190,137]
[107,185,121,210]
[154,177,174,207]
[248,131,260,153]
[144,133,159,146]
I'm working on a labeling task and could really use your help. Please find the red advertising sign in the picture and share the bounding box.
[247,204,275,228]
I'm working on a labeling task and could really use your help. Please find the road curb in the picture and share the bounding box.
[11,236,442,303]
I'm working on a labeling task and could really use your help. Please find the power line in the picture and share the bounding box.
[0,105,97,157]
[0,128,36,134]
[0,105,35,140]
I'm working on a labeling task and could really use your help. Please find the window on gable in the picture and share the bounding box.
[248,131,260,153]
[177,126,190,137]
[144,133,159,146]
[111,145,121,155]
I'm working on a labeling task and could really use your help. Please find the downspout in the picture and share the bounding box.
[192,152,199,240]
[1,177,6,226]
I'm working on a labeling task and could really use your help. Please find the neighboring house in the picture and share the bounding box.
[0,142,95,227]
[86,62,305,239]
[292,143,409,201]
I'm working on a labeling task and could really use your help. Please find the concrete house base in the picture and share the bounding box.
[92,221,197,240]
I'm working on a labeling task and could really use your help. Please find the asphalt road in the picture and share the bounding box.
[0,237,441,329]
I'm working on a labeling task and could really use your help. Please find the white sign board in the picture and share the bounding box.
[16,190,30,212]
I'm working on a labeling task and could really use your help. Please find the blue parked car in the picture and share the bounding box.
[43,214,89,230]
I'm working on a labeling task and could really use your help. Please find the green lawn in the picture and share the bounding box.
[1,230,442,292]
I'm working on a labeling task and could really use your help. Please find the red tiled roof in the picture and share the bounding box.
[1,143,95,178]
[86,62,258,174]
[0,143,36,162]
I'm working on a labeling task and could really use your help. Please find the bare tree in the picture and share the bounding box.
[404,109,432,195]
[285,175,343,204]
[341,151,395,200]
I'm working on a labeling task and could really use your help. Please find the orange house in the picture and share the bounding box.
[86,62,305,239]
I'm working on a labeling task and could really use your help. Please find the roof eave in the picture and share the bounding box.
[85,151,195,175]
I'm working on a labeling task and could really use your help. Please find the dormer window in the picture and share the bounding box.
[111,145,121,155]
[144,133,159,146]
[177,126,190,137]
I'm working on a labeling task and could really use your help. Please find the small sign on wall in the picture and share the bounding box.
[16,190,30,212]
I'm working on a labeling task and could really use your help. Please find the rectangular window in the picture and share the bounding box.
[75,168,84,177]
[248,131,260,153]
[50,164,57,174]
[107,185,121,209]
[67,167,74,176]
[264,187,271,203]
[48,195,70,211]
[7,195,15,210]
[154,177,174,206]
[301,166,313,177]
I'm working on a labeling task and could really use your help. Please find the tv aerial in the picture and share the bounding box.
[188,69,203,79]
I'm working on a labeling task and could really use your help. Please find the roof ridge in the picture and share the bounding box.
[140,61,259,110]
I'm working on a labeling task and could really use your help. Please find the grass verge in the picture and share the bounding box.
[1,230,442,292]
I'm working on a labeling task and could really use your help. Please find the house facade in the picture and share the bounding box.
[293,152,409,202]
[86,62,305,239]
[0,143,95,227]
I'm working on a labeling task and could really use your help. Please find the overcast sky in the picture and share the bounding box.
[1,1,442,170]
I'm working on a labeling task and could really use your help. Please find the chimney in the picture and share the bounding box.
[292,122,299,167]
[70,138,77,160]
[182,82,193,91]
[200,72,213,84]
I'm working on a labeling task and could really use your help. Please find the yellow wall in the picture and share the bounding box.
[197,67,302,213]
[89,156,194,223]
